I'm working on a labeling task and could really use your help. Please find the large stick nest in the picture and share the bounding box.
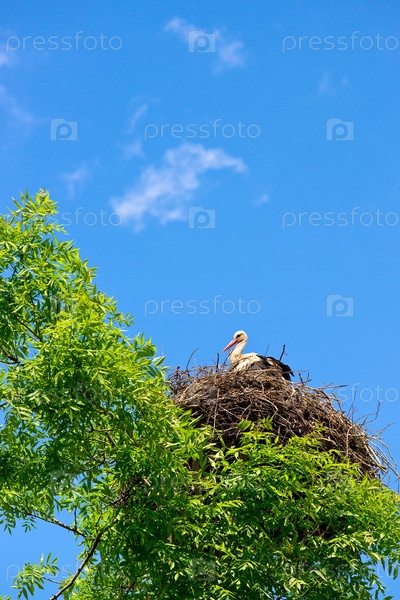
[170,366,392,479]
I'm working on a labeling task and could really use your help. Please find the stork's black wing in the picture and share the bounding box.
[255,355,293,381]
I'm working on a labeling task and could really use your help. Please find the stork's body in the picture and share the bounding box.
[223,330,293,381]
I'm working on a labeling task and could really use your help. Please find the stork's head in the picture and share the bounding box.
[222,330,248,352]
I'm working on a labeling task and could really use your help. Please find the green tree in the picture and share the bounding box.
[0,191,399,599]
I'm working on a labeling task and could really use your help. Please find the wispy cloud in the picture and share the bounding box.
[127,102,148,133]
[120,140,145,160]
[165,17,193,41]
[255,193,270,207]
[165,17,246,72]
[0,40,39,134]
[111,143,246,230]
[0,84,38,133]
[0,49,13,68]
[118,98,152,161]
[216,40,245,72]
[304,71,350,105]
[317,71,333,96]
[0,37,17,68]
[316,71,349,97]
[62,163,91,199]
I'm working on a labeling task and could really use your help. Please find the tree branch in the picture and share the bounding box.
[48,521,115,600]
[0,344,19,364]
[29,513,85,538]
[13,314,43,342]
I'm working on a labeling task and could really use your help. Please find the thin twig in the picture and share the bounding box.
[185,348,199,371]
[29,513,85,538]
[48,521,116,600]
[13,314,43,342]
[43,577,61,584]
[0,344,19,364]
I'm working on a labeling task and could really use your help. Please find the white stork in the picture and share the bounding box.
[222,330,293,381]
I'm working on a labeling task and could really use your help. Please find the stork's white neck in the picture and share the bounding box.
[228,339,248,364]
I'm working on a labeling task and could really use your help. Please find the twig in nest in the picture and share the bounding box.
[185,348,199,371]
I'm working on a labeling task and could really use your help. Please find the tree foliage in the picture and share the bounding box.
[0,191,399,599]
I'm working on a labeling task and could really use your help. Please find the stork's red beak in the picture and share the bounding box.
[223,338,237,352]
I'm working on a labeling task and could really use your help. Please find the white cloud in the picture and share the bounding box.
[0,84,38,133]
[317,71,332,95]
[128,103,148,133]
[255,193,270,206]
[0,49,13,68]
[120,140,144,160]
[164,17,246,72]
[111,143,246,230]
[0,39,39,135]
[216,40,245,71]
[62,164,91,199]
[0,37,17,68]
[117,99,152,161]
[316,71,349,97]
[165,17,193,41]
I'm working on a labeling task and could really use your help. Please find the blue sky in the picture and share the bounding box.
[1,1,400,597]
